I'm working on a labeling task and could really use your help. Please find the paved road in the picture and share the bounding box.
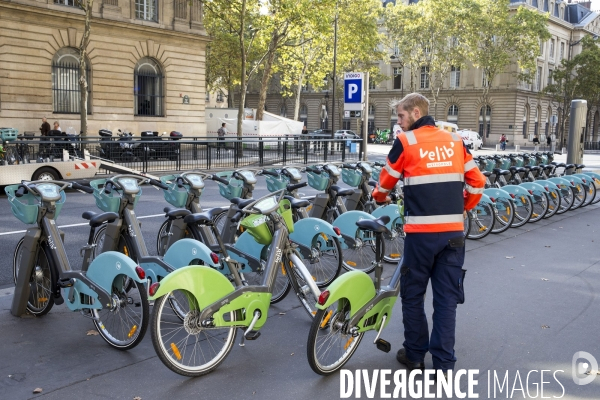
[0,148,599,399]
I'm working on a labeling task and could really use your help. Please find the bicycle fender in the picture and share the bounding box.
[483,188,512,202]
[580,172,600,188]
[289,218,342,250]
[86,251,144,302]
[571,174,593,187]
[65,280,101,311]
[149,265,234,305]
[547,177,575,192]
[534,180,559,192]
[500,185,532,207]
[163,238,219,269]
[477,193,493,205]
[317,271,376,317]
[519,181,547,195]
[230,232,265,274]
[371,204,403,228]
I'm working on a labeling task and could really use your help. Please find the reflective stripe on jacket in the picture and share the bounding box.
[373,119,485,233]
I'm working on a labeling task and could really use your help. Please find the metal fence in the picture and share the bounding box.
[8,135,364,174]
[584,141,600,151]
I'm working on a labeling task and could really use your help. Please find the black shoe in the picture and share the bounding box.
[396,348,424,371]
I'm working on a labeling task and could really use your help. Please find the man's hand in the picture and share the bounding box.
[376,196,392,206]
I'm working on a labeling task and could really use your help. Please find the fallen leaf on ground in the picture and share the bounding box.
[506,256,514,259]
[541,325,550,329]
[542,278,549,281]
[33,388,42,394]
[86,330,99,336]
[134,397,142,400]
[291,353,294,356]
[545,246,551,248]
[278,312,286,315]
[584,370,600,376]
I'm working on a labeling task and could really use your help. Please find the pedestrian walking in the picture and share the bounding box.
[372,93,485,374]
[546,135,551,147]
[40,117,50,136]
[533,135,540,148]
[217,122,226,158]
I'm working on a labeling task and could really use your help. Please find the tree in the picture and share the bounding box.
[464,0,549,139]
[571,37,600,141]
[544,58,579,145]
[76,0,93,140]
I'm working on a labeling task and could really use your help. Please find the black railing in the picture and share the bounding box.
[584,141,600,151]
[9,136,364,174]
[51,63,91,114]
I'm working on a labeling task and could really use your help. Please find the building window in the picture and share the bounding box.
[536,66,542,91]
[54,0,78,6]
[393,67,402,90]
[559,42,564,61]
[549,39,555,60]
[342,119,351,130]
[554,3,559,17]
[543,0,549,11]
[134,57,164,116]
[447,104,458,123]
[205,91,210,101]
[523,106,530,138]
[539,39,544,56]
[369,78,376,90]
[279,104,287,118]
[320,104,328,129]
[393,41,399,56]
[216,90,224,103]
[450,66,460,88]
[532,0,538,7]
[136,0,158,22]
[52,48,91,114]
[420,66,429,89]
[547,69,553,85]
[300,104,308,126]
[479,105,491,137]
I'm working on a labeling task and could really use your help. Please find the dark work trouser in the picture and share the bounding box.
[400,231,466,370]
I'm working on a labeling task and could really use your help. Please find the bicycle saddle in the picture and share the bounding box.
[368,180,377,187]
[81,211,119,228]
[482,171,492,177]
[493,168,511,176]
[356,216,390,234]
[183,207,227,225]
[330,185,355,196]
[230,197,255,208]
[163,206,191,220]
[283,195,310,209]
[576,164,585,169]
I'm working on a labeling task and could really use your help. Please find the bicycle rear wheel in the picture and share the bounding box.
[544,189,561,219]
[151,289,236,377]
[491,198,514,234]
[528,191,549,223]
[382,218,405,263]
[298,234,342,287]
[307,299,364,375]
[92,277,149,350]
[13,239,55,316]
[341,228,384,273]
[580,183,596,207]
[467,202,495,239]
[556,186,574,214]
[287,258,319,318]
[510,195,533,227]
[570,184,586,210]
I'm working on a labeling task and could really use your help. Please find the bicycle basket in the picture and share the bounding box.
[90,178,141,213]
[160,174,189,208]
[240,199,294,245]
[265,171,289,193]
[5,184,65,224]
[371,165,382,182]
[307,168,330,191]
[0,128,18,142]
[216,171,243,200]
[341,168,362,187]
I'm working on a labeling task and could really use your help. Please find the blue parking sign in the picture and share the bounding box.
[344,79,362,103]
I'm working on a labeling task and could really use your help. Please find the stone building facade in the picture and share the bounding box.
[0,0,209,136]
[243,0,600,147]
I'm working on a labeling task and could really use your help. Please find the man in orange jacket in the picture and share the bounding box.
[373,93,485,374]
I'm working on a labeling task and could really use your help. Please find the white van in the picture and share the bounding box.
[435,120,459,134]
[459,129,483,150]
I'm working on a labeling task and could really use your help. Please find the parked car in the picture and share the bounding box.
[459,129,483,150]
[333,130,360,140]
[308,129,332,139]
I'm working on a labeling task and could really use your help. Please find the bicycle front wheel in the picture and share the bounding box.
[528,191,549,223]
[556,186,574,214]
[287,259,319,318]
[570,184,586,210]
[299,233,342,287]
[92,277,149,350]
[13,239,55,316]
[510,195,533,228]
[151,290,237,377]
[341,228,384,273]
[544,189,561,219]
[93,225,137,261]
[580,183,596,208]
[491,198,514,234]
[382,218,405,263]
[307,299,364,375]
[467,202,495,239]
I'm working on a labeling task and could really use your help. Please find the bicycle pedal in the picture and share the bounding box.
[58,278,75,288]
[54,293,64,305]
[375,338,391,353]
[244,330,261,340]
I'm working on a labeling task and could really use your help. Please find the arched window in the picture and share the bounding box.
[134,57,163,116]
[320,103,328,129]
[279,104,287,118]
[52,47,91,114]
[533,106,541,138]
[522,105,530,138]
[368,104,375,134]
[545,106,552,139]
[447,104,459,123]
[479,105,491,137]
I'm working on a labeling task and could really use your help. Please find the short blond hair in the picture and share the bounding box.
[391,93,430,116]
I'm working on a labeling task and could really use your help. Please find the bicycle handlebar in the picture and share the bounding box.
[305,167,321,174]
[230,211,244,223]
[148,178,169,190]
[71,182,94,194]
[287,182,307,192]
[211,174,230,185]
[261,169,279,177]
[16,185,27,197]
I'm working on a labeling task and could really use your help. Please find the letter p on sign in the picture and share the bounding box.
[348,84,358,99]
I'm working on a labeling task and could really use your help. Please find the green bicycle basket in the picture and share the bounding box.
[160,174,189,208]
[0,128,18,142]
[216,171,243,200]
[240,199,294,245]
[307,168,330,191]
[90,178,142,213]
[371,165,382,181]
[265,170,290,193]
[5,184,65,224]
[341,168,363,187]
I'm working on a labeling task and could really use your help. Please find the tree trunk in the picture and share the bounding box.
[293,76,304,121]
[77,0,93,151]
[255,30,281,121]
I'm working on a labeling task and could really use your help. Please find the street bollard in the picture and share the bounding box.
[515,145,520,152]
[496,144,500,151]
[566,99,586,173]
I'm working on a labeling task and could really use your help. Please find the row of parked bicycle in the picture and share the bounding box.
[6,154,599,377]
[464,151,600,239]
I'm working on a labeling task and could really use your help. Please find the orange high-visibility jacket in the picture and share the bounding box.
[373,121,485,233]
